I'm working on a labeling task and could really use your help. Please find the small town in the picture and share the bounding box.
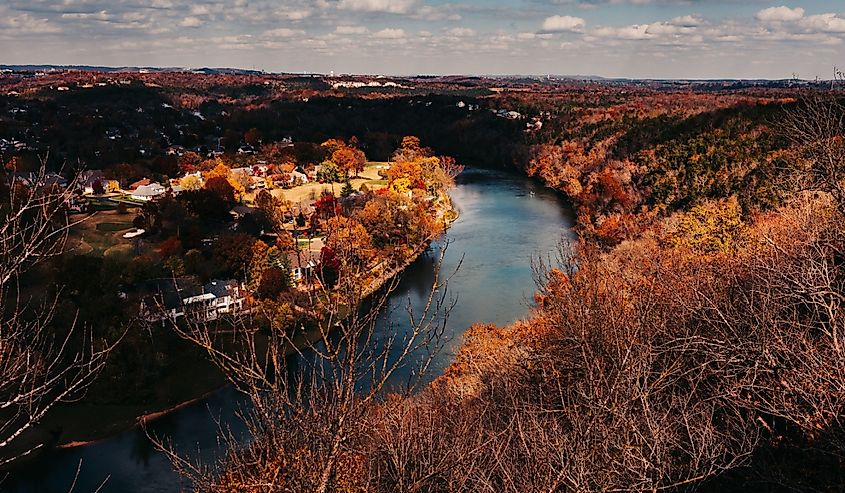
[7,134,462,328]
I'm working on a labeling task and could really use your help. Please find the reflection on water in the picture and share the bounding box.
[4,168,574,492]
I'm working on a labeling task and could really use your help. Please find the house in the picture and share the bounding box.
[77,170,118,195]
[291,170,309,184]
[127,178,151,190]
[12,171,67,189]
[229,205,256,220]
[289,236,324,285]
[140,278,247,324]
[131,183,166,201]
[166,145,186,156]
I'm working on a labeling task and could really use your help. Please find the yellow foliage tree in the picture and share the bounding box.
[179,174,202,191]
[667,197,748,255]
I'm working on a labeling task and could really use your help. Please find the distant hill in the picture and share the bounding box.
[0,65,267,76]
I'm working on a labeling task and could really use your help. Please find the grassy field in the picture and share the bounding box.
[95,221,133,232]
[68,210,139,257]
[254,162,389,205]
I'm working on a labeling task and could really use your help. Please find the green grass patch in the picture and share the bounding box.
[297,237,323,248]
[96,222,133,232]
[366,180,388,186]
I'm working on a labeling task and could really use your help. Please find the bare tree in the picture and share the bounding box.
[153,225,458,492]
[0,164,111,465]
[778,77,845,211]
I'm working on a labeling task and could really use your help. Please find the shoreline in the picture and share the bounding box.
[54,387,224,449]
[49,191,459,451]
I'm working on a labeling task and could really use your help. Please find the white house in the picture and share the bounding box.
[131,183,166,201]
[140,279,247,324]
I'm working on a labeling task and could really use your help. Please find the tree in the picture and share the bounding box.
[255,189,289,235]
[178,174,201,191]
[779,89,845,212]
[151,155,179,177]
[204,176,236,205]
[317,160,343,183]
[386,160,423,188]
[332,147,367,178]
[244,127,263,146]
[256,267,290,300]
[0,165,111,465]
[392,135,432,162]
[178,188,231,221]
[178,151,203,172]
[155,238,456,493]
[320,138,346,155]
[213,233,257,278]
[315,191,340,219]
[92,179,105,195]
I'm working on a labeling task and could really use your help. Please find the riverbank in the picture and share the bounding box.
[12,189,460,457]
[4,167,573,493]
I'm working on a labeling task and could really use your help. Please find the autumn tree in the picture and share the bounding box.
[213,233,257,278]
[244,127,263,146]
[178,151,203,172]
[332,147,367,178]
[156,236,457,493]
[203,176,237,205]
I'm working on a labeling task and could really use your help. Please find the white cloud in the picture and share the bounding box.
[593,24,650,39]
[179,16,203,27]
[801,13,845,33]
[671,15,703,27]
[264,28,304,38]
[336,0,417,14]
[1,13,61,34]
[373,27,405,38]
[446,27,475,37]
[541,15,586,32]
[61,10,111,21]
[414,5,461,21]
[756,6,805,22]
[336,25,368,34]
[278,9,312,20]
[189,4,212,16]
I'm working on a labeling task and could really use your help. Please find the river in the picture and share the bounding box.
[5,167,574,493]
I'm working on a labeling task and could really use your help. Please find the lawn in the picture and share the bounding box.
[95,221,134,232]
[252,162,389,205]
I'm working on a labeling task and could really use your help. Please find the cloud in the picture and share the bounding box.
[414,5,461,21]
[801,13,845,33]
[336,0,417,14]
[671,15,704,27]
[593,24,650,39]
[336,25,368,34]
[541,15,586,32]
[1,12,61,34]
[277,9,312,20]
[264,28,304,38]
[756,6,805,22]
[372,27,405,38]
[60,10,111,21]
[446,27,476,37]
[179,16,203,27]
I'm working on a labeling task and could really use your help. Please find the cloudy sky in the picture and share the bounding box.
[1,0,843,79]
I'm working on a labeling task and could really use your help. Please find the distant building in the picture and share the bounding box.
[130,183,166,201]
[140,278,247,324]
[11,171,67,189]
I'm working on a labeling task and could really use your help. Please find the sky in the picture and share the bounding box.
[1,0,844,79]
